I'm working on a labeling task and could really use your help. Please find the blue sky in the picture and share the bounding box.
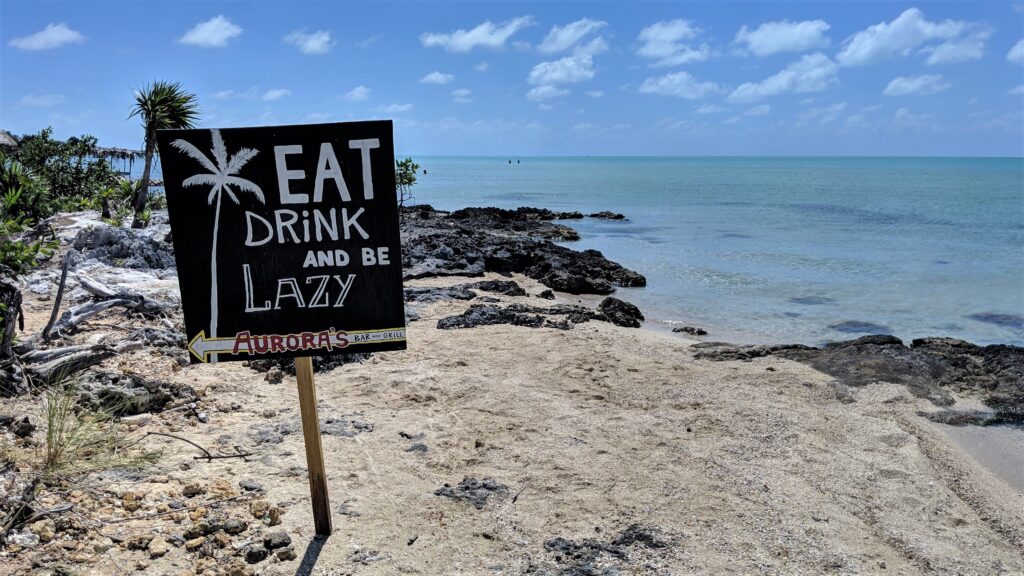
[1,1,1022,156]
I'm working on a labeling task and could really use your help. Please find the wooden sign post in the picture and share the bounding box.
[295,357,331,535]
[158,121,407,536]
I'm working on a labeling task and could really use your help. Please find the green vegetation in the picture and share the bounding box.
[395,157,420,213]
[7,128,119,219]
[0,151,57,275]
[128,80,199,228]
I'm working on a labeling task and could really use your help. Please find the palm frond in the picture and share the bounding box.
[171,139,218,174]
[226,148,259,175]
[223,185,240,205]
[225,176,265,204]
[182,174,222,188]
[210,130,228,171]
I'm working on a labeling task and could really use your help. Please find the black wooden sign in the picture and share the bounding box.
[157,121,406,364]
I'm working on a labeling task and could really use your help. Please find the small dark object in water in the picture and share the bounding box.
[829,320,892,334]
[966,312,1024,330]
[589,211,626,220]
[673,326,707,336]
[789,295,836,305]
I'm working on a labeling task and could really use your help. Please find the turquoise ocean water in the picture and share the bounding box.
[413,157,1024,347]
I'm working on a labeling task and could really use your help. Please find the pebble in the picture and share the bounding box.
[238,480,263,492]
[148,536,170,558]
[276,546,297,561]
[243,544,269,564]
[223,518,248,535]
[182,483,206,498]
[263,531,291,550]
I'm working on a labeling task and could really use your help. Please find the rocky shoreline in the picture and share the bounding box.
[0,205,1022,574]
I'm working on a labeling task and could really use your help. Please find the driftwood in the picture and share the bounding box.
[42,253,73,341]
[25,340,142,385]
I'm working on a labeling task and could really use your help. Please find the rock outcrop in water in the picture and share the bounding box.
[401,206,646,295]
[694,335,1024,424]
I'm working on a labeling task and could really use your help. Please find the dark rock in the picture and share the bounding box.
[673,326,707,336]
[0,414,35,438]
[922,409,1000,426]
[247,353,370,376]
[76,371,196,416]
[448,207,583,240]
[598,297,644,328]
[72,225,175,270]
[405,443,428,453]
[244,544,269,564]
[222,518,247,535]
[404,285,476,304]
[588,211,626,220]
[538,289,555,300]
[401,207,645,295]
[434,477,508,509]
[436,304,549,330]
[610,524,668,549]
[276,546,297,561]
[399,431,425,440]
[464,279,527,297]
[129,327,186,348]
[238,480,263,492]
[263,531,291,550]
[697,336,1024,423]
[321,415,374,437]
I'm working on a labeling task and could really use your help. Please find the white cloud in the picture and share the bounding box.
[695,104,725,114]
[636,19,711,67]
[585,90,604,98]
[9,23,85,50]
[421,16,533,52]
[1008,39,1024,64]
[527,85,570,101]
[475,61,490,72]
[1009,85,1024,95]
[728,52,838,102]
[836,8,971,66]
[798,102,847,126]
[538,103,554,111]
[343,85,371,102]
[451,88,472,103]
[883,74,950,96]
[734,20,830,56]
[923,28,990,64]
[420,71,455,85]
[538,18,607,54]
[356,35,381,49]
[744,104,770,116]
[262,88,291,101]
[638,71,722,99]
[528,54,595,85]
[20,93,64,106]
[179,15,242,48]
[284,30,333,54]
[377,103,412,114]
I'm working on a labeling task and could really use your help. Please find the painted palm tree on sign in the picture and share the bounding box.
[171,129,263,359]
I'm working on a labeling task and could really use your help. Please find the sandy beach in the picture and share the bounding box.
[2,209,1023,574]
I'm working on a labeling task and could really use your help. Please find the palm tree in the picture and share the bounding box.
[171,129,263,352]
[129,81,199,228]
